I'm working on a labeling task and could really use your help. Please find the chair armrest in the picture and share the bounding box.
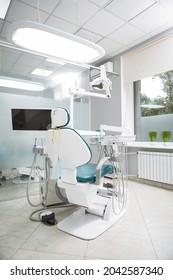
[95,157,110,185]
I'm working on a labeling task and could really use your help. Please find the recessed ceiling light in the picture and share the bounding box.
[0,0,11,19]
[0,76,46,91]
[31,68,53,77]
[6,21,105,63]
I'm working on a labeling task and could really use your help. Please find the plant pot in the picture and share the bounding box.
[161,131,171,143]
[148,131,157,142]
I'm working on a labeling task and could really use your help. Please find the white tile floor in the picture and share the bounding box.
[0,180,173,260]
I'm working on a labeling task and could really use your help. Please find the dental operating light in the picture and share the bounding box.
[6,21,105,64]
[0,77,46,91]
[90,65,112,96]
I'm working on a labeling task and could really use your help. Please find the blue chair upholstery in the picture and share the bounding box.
[77,163,113,183]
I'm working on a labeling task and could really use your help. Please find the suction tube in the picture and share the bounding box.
[26,153,49,207]
[101,144,127,215]
[27,152,68,207]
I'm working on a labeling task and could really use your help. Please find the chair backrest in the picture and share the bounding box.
[51,107,70,129]
[45,108,91,184]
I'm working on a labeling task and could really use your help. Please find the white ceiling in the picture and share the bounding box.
[1,0,173,85]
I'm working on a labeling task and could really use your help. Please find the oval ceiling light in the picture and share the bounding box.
[0,76,46,91]
[6,21,105,64]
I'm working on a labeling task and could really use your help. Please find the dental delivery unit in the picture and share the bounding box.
[26,67,135,240]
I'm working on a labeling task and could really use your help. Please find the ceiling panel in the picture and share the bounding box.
[19,0,61,14]
[150,20,173,36]
[105,0,156,21]
[108,23,147,45]
[0,61,13,74]
[160,0,173,11]
[130,2,173,33]
[46,15,79,34]
[127,34,151,49]
[0,21,11,39]
[0,19,3,31]
[6,0,49,23]
[53,0,100,26]
[0,48,20,74]
[10,63,34,75]
[1,48,20,64]
[89,0,111,8]
[83,9,125,36]
[109,46,128,58]
[0,0,173,86]
[98,38,124,55]
[1,0,173,60]
[16,54,44,68]
[75,28,103,43]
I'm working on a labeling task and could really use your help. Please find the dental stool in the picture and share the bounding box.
[45,107,125,240]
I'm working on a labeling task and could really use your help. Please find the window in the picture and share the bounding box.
[140,70,173,117]
[134,70,173,142]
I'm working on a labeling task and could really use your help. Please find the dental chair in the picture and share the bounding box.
[45,107,125,240]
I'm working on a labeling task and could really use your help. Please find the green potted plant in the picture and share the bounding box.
[161,131,171,142]
[148,131,157,142]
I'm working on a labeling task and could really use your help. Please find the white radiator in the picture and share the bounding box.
[138,151,173,184]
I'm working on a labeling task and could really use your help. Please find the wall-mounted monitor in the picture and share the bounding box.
[11,108,51,130]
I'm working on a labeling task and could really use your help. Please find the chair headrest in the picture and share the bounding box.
[51,108,70,128]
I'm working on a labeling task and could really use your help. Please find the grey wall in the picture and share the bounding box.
[91,56,122,130]
[90,56,122,163]
[74,70,91,131]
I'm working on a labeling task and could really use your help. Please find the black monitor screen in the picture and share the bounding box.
[11,109,51,130]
